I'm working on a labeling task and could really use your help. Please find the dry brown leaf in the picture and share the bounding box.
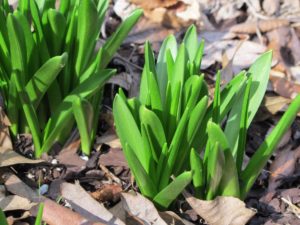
[56,139,86,174]
[159,211,195,225]
[262,0,280,16]
[183,191,255,225]
[129,0,178,10]
[6,211,31,225]
[269,75,300,99]
[229,19,289,34]
[99,148,128,167]
[262,95,291,115]
[221,40,245,83]
[61,182,125,225]
[30,198,107,225]
[121,192,168,225]
[0,107,43,167]
[5,174,41,202]
[0,195,36,211]
[91,184,123,203]
[96,134,121,149]
[268,146,300,192]
[4,174,103,225]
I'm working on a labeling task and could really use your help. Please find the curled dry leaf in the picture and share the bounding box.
[121,192,167,225]
[60,182,125,225]
[183,191,255,225]
[91,184,123,203]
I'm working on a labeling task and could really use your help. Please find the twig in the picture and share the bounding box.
[99,164,123,185]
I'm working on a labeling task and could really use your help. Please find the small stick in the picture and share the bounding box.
[99,164,123,185]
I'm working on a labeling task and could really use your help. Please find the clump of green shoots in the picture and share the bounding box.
[113,24,300,208]
[0,0,142,157]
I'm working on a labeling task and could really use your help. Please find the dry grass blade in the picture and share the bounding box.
[183,191,255,225]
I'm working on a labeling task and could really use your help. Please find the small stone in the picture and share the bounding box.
[39,184,49,195]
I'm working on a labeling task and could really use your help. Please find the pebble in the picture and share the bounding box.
[39,184,49,195]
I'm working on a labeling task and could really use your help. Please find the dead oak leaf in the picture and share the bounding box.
[121,192,168,225]
[183,191,255,225]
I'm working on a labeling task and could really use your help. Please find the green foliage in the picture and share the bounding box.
[0,0,142,157]
[113,24,300,207]
[34,203,44,225]
[0,208,8,225]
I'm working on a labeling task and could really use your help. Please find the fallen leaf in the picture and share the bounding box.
[269,75,300,99]
[5,174,41,202]
[262,0,280,16]
[109,202,127,223]
[91,184,123,203]
[6,211,31,225]
[96,134,122,149]
[0,107,43,167]
[0,149,44,167]
[229,19,289,34]
[268,146,300,192]
[159,211,195,225]
[0,195,36,211]
[56,139,86,174]
[130,0,178,10]
[61,182,125,225]
[183,191,255,225]
[99,148,128,167]
[30,198,107,225]
[262,95,291,115]
[121,192,167,225]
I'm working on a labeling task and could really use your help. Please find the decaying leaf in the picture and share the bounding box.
[0,107,43,167]
[121,192,168,225]
[30,198,107,225]
[56,139,86,173]
[262,95,291,115]
[99,148,128,167]
[229,19,289,34]
[91,184,123,203]
[269,75,300,99]
[61,182,125,225]
[5,174,41,202]
[129,0,178,10]
[183,191,255,225]
[159,211,194,225]
[96,134,122,149]
[268,146,300,192]
[0,195,36,211]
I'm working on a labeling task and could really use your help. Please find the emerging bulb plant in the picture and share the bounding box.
[113,25,300,208]
[0,0,142,157]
